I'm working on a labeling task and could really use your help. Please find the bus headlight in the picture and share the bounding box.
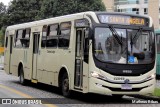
[90,71,106,80]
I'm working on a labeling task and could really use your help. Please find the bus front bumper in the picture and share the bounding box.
[89,77,155,95]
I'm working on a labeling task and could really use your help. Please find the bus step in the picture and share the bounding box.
[74,86,83,90]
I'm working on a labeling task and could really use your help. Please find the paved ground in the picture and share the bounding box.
[0,70,159,107]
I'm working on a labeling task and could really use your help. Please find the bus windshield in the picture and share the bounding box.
[94,27,155,64]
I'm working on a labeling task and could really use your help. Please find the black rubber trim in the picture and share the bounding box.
[102,84,150,92]
[98,78,153,84]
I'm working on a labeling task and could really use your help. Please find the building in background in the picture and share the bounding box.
[148,0,159,29]
[102,0,160,30]
[102,0,114,12]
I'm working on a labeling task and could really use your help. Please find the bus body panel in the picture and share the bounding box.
[4,30,14,75]
[4,34,11,74]
[88,43,156,94]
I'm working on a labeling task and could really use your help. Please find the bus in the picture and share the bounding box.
[4,11,156,98]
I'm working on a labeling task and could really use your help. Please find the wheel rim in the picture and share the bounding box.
[63,79,69,93]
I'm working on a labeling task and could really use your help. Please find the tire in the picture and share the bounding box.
[19,67,27,85]
[112,94,123,99]
[61,73,71,97]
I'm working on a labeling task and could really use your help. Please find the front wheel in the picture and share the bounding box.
[19,67,27,85]
[61,73,71,97]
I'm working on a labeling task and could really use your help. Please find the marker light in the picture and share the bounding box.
[151,73,156,79]
[146,73,156,80]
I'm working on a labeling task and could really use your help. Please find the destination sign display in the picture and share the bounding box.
[98,15,149,26]
[75,19,89,28]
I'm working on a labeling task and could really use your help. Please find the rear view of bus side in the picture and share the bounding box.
[4,12,156,97]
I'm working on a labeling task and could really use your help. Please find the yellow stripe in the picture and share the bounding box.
[0,84,57,107]
[31,79,38,83]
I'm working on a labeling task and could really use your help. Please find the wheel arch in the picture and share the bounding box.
[58,65,70,88]
[18,61,24,77]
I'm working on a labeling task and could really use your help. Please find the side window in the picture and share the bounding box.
[58,22,71,48]
[5,36,8,48]
[46,24,58,48]
[15,30,23,48]
[21,28,31,48]
[41,25,47,48]
[84,28,89,63]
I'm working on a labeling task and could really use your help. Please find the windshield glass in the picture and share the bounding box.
[94,27,155,64]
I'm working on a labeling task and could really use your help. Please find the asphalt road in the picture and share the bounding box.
[0,70,159,107]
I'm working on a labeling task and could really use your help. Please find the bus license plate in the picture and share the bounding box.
[121,84,132,90]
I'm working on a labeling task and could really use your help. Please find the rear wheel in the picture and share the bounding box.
[19,67,27,85]
[61,73,71,97]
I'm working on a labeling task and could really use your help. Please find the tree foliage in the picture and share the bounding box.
[7,0,43,25]
[6,0,106,25]
[0,29,4,46]
[0,2,7,46]
[0,2,6,29]
[0,0,106,46]
[40,0,106,19]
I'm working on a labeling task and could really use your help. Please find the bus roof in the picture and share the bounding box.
[6,11,152,31]
[6,11,96,31]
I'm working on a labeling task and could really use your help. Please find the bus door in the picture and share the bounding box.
[74,28,89,91]
[32,33,40,80]
[4,35,13,74]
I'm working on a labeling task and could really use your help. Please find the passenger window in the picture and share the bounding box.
[58,22,71,48]
[5,37,8,48]
[21,28,31,48]
[15,30,23,48]
[41,25,47,48]
[46,24,58,48]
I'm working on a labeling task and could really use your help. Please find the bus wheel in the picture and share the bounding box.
[19,67,26,85]
[112,94,123,99]
[61,73,71,97]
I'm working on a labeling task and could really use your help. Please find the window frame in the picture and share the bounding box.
[58,21,71,49]
[46,23,59,48]
[5,31,9,48]
[41,25,48,48]
[5,36,8,48]
[14,29,24,48]
[14,28,31,48]
[22,28,31,48]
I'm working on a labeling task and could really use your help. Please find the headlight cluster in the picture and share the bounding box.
[90,71,107,80]
[146,73,156,80]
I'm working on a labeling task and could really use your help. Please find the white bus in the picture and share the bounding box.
[4,11,156,97]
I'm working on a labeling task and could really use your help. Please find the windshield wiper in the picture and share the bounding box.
[109,25,123,46]
[121,28,142,55]
[131,28,143,45]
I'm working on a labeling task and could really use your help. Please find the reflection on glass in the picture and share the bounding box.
[94,27,155,64]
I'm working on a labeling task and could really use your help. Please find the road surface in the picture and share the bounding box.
[0,70,159,107]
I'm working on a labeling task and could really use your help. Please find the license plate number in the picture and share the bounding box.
[121,84,132,90]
